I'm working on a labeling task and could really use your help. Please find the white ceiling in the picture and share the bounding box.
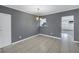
[5,5,79,16]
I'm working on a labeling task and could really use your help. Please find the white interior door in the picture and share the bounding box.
[0,13,11,48]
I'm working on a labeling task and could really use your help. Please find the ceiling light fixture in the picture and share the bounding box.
[35,8,46,22]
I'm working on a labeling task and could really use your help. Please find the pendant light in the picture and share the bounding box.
[36,8,40,21]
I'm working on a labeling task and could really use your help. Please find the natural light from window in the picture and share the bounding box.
[40,18,47,27]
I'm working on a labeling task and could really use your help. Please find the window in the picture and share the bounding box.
[40,18,47,27]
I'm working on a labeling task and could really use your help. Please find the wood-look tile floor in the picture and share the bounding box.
[0,35,61,53]
[0,33,79,53]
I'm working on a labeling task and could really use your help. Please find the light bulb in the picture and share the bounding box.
[36,17,39,21]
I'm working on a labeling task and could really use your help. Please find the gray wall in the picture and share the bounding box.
[1,5,79,42]
[40,14,61,37]
[40,9,79,41]
[0,5,40,42]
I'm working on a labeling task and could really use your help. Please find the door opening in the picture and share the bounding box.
[61,15,74,41]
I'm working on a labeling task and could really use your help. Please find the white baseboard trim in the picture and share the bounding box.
[73,41,79,43]
[12,34,39,45]
[12,34,61,45]
[38,34,61,39]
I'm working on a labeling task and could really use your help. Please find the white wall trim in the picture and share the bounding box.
[73,40,79,43]
[12,34,61,45]
[12,34,39,45]
[38,34,61,39]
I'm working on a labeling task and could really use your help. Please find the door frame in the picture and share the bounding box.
[61,15,74,41]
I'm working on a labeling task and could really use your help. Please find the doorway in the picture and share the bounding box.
[61,15,74,41]
[0,13,11,48]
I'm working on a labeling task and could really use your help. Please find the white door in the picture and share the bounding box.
[0,13,11,48]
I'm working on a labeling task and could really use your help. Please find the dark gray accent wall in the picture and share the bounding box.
[40,14,61,37]
[40,9,79,41]
[0,5,40,42]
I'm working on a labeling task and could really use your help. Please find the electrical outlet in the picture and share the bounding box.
[18,36,22,39]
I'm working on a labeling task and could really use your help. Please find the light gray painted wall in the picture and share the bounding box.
[0,5,40,42]
[40,9,79,41]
